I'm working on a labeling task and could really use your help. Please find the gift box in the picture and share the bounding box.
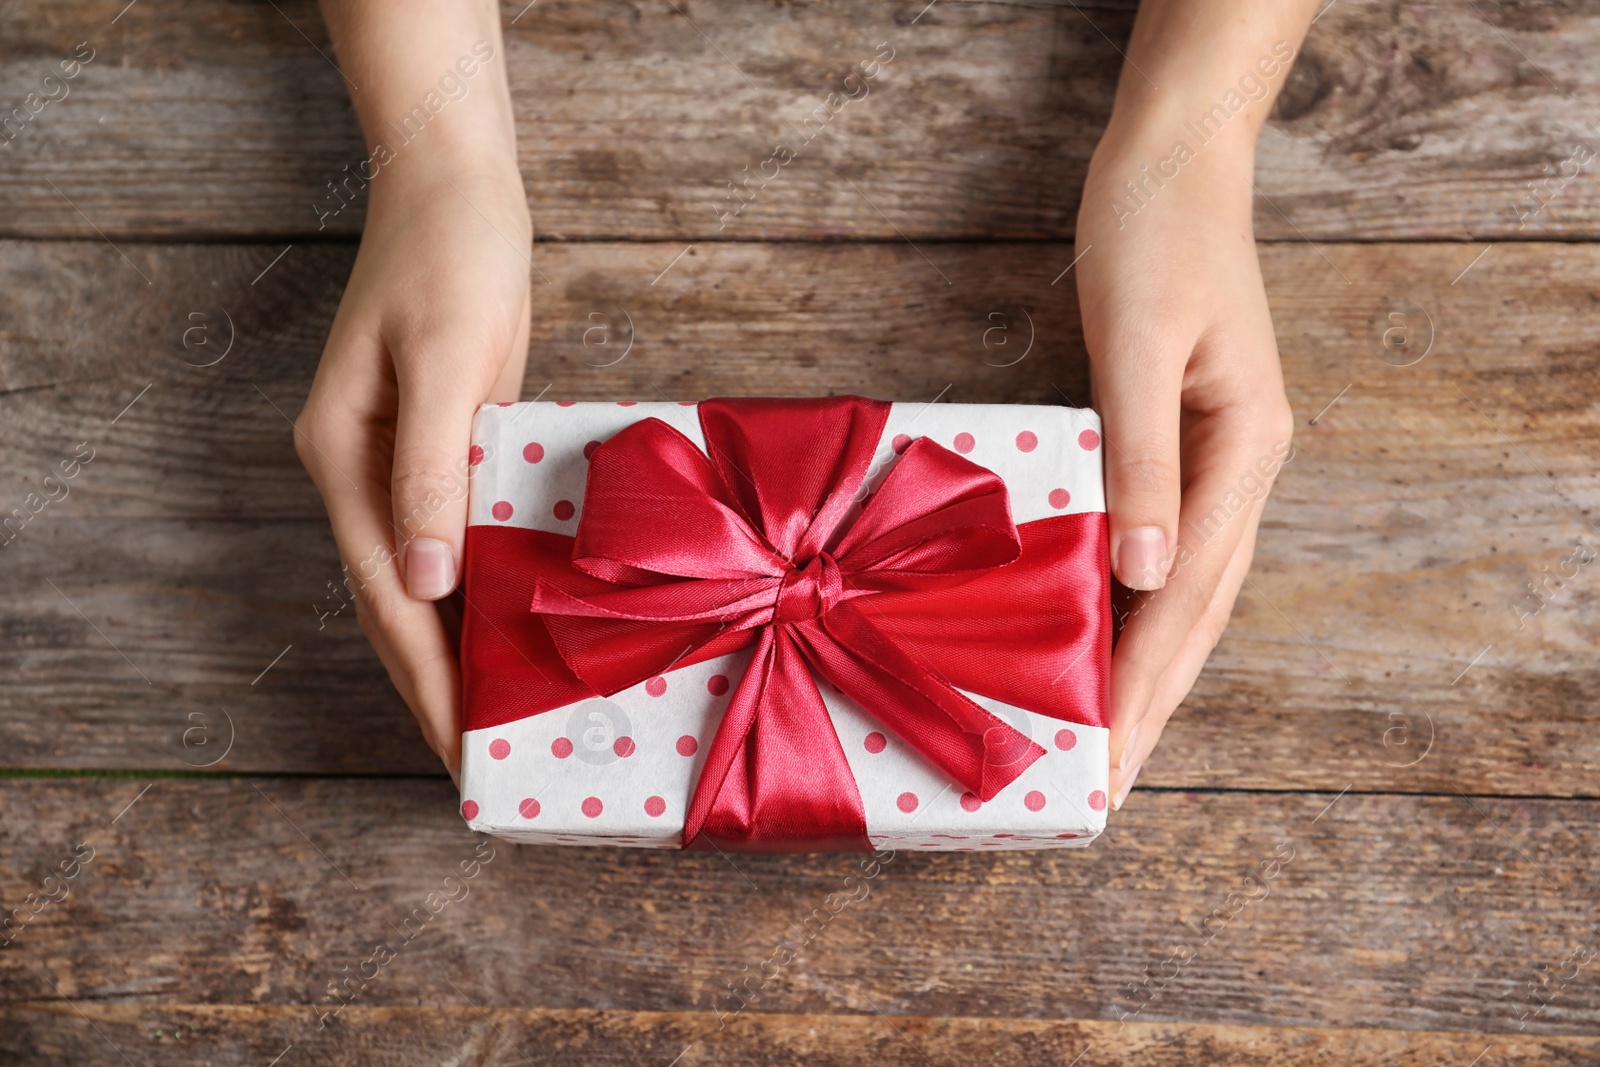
[459,397,1110,853]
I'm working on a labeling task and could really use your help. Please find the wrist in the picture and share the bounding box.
[1083,91,1261,226]
[371,133,522,198]
[1095,97,1258,180]
[368,159,530,248]
[1094,36,1298,176]
[338,28,520,200]
[1079,105,1259,239]
[361,101,522,211]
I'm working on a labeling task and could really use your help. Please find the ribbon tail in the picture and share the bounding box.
[795,600,1045,801]
[683,627,871,853]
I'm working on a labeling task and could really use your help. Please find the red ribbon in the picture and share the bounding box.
[461,397,1109,852]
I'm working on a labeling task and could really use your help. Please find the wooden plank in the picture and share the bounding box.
[1,519,435,775]
[2,239,1598,789]
[4,1006,1598,1066]
[0,240,351,519]
[0,1,1596,240]
[1,780,1597,1038]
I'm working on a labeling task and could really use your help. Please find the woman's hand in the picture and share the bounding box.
[298,0,529,779]
[1075,14,1309,808]
[295,163,530,779]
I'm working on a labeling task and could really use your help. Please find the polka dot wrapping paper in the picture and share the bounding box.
[459,400,1109,852]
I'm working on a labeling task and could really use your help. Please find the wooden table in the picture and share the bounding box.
[3,2,1598,1063]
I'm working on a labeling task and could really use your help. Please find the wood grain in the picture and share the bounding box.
[2,239,1597,793]
[3,1,1596,1063]
[0,1,1596,240]
[4,1005,1598,1066]
[1,779,1597,1039]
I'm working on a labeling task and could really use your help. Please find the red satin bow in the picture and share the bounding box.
[461,396,1110,852]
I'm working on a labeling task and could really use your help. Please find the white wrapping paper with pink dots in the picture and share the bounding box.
[459,400,1109,852]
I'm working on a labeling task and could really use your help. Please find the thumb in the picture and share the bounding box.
[391,358,485,601]
[1091,332,1185,591]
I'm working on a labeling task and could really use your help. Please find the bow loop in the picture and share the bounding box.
[698,397,890,560]
[574,417,787,582]
[835,437,1022,591]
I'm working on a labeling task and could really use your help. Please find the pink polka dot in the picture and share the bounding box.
[678,401,697,407]
[891,433,912,454]
[556,400,576,407]
[707,674,730,696]
[613,736,635,758]
[863,731,887,754]
[488,738,511,760]
[953,432,975,454]
[495,401,513,407]
[460,800,479,820]
[1078,428,1101,451]
[676,734,699,757]
[583,440,602,460]
[896,791,919,813]
[1015,430,1038,453]
[518,798,541,819]
[1024,790,1046,812]
[645,676,667,697]
[1056,832,1080,839]
[644,796,666,817]
[1054,728,1077,751]
[960,792,981,813]
[617,401,637,407]
[491,500,513,522]
[994,833,1015,838]
[1047,488,1071,510]
[551,737,574,759]
[581,796,603,818]
[552,500,576,521]
[1088,790,1108,812]
[522,442,545,463]
[468,445,485,466]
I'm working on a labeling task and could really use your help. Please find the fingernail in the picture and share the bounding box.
[404,538,457,600]
[1119,720,1143,771]
[1118,526,1169,590]
[448,762,461,790]
[1112,764,1143,811]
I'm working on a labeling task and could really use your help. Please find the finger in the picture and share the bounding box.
[390,339,499,602]
[1108,492,1265,809]
[1091,322,1187,591]
[296,350,465,777]
[355,597,438,755]
[1141,492,1266,729]
[353,576,464,779]
[330,467,466,777]
[1108,404,1286,770]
